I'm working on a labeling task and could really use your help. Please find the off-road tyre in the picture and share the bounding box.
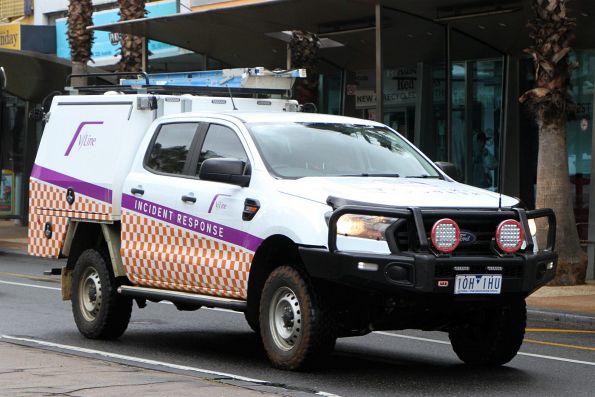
[449,299,526,366]
[71,248,132,339]
[259,265,336,370]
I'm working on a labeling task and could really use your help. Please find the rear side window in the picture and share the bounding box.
[196,124,248,175]
[146,123,198,175]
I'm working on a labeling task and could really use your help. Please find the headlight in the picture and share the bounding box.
[335,214,397,241]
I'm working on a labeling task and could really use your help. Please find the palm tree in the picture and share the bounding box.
[289,30,320,107]
[520,0,586,285]
[67,0,94,86]
[117,0,147,72]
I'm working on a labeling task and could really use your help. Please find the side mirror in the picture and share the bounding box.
[435,161,459,181]
[199,158,250,187]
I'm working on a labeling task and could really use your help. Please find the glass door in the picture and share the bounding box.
[450,58,503,190]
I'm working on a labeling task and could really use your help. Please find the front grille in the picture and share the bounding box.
[387,212,524,257]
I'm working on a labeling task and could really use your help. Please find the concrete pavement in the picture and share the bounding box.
[0,341,283,397]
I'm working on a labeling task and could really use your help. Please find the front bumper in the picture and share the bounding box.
[299,247,558,296]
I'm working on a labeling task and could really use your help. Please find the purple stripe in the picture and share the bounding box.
[122,194,263,252]
[64,121,103,156]
[31,164,113,204]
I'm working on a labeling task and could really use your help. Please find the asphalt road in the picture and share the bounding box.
[1,252,594,397]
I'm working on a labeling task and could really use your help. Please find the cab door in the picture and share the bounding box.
[121,118,259,300]
[167,120,258,299]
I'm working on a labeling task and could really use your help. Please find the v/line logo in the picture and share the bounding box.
[64,121,104,156]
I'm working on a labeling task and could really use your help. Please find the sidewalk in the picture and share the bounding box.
[0,341,281,397]
[0,219,27,252]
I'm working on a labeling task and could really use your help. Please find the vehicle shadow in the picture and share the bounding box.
[97,328,534,396]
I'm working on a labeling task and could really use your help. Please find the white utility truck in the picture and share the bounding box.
[29,68,557,370]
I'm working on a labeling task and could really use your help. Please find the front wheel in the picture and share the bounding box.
[259,266,335,370]
[449,299,526,366]
[71,249,132,339]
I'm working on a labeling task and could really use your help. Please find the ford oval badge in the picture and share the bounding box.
[459,230,477,246]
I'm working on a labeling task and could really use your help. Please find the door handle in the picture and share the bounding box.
[181,194,196,203]
[131,187,144,195]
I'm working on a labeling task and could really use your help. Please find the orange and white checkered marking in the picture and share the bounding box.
[27,213,69,258]
[121,211,253,299]
[28,179,113,258]
[29,180,112,219]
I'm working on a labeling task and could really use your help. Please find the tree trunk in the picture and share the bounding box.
[536,117,587,285]
[71,61,88,87]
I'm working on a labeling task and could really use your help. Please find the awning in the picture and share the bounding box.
[0,49,111,102]
[0,49,73,101]
[90,0,595,70]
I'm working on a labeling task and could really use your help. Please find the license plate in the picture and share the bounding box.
[454,274,502,294]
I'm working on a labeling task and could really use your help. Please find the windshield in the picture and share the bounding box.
[247,122,440,179]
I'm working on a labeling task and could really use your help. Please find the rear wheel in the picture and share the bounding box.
[449,299,526,366]
[259,266,335,370]
[71,249,132,339]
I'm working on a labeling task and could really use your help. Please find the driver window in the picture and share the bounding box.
[196,124,248,175]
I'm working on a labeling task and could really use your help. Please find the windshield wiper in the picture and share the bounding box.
[405,174,443,179]
[340,173,400,177]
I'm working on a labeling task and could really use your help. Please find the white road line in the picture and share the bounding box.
[5,278,594,369]
[373,331,595,367]
[0,279,60,291]
[516,352,595,367]
[373,331,450,345]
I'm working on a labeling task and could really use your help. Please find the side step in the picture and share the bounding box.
[118,285,247,311]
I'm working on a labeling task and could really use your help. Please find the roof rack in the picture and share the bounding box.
[65,67,306,97]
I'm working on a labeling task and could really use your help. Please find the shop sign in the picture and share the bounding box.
[0,23,20,50]
[355,90,417,108]
[56,0,184,66]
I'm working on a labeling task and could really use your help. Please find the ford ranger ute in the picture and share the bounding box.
[28,68,557,370]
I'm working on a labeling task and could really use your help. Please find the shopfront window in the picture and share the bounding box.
[450,31,504,191]
[319,60,343,115]
[0,94,27,218]
[567,50,595,239]
[379,8,447,161]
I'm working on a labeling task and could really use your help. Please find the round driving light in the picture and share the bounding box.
[496,219,524,253]
[431,218,460,253]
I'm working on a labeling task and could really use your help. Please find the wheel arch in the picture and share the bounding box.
[245,234,304,328]
[62,220,124,300]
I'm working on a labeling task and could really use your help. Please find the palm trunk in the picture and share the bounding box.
[71,61,88,87]
[117,0,147,73]
[521,0,587,285]
[536,118,587,284]
[67,0,93,85]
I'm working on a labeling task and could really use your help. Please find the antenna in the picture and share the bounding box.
[227,86,238,111]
